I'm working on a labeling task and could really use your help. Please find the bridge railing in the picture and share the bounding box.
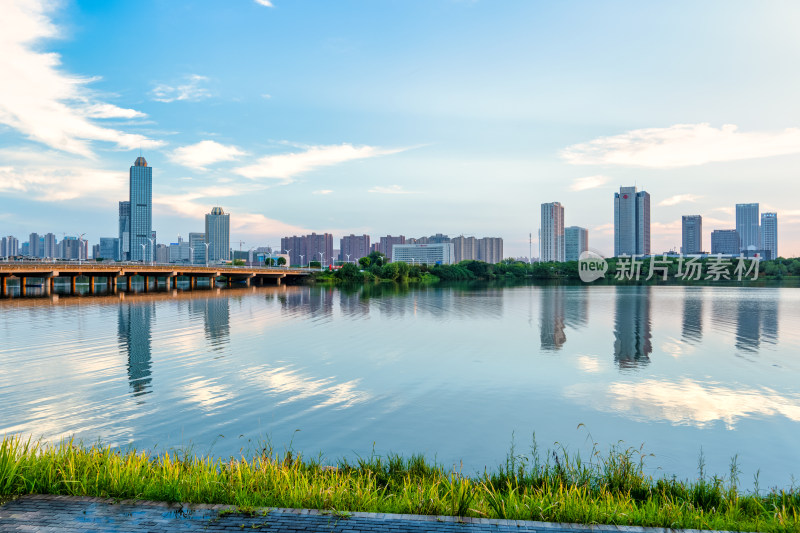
[0,260,312,273]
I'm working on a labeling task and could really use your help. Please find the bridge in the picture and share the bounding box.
[0,262,311,296]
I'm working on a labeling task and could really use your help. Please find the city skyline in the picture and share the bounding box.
[1,1,800,257]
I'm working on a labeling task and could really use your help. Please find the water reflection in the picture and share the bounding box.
[613,286,652,369]
[118,302,154,397]
[736,297,779,352]
[682,289,703,344]
[191,297,230,351]
[540,287,566,351]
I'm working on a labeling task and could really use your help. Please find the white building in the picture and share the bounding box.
[760,212,778,260]
[392,243,455,265]
[541,202,565,262]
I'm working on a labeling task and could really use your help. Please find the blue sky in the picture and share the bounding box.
[2,0,800,257]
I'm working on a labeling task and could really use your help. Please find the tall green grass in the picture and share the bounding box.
[1,434,798,532]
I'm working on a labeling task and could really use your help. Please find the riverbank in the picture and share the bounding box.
[1,436,797,532]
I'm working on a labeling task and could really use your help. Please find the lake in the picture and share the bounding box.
[1,282,798,488]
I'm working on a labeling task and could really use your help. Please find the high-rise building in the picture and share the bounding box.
[155,244,169,264]
[760,212,778,260]
[60,236,86,260]
[99,237,121,261]
[736,203,759,252]
[189,232,206,265]
[392,243,455,265]
[339,234,370,263]
[168,236,192,263]
[681,215,703,255]
[281,233,334,267]
[540,202,565,262]
[205,207,230,264]
[376,235,405,261]
[28,233,41,258]
[452,235,477,262]
[43,233,57,259]
[119,201,131,261]
[565,226,588,262]
[711,230,739,255]
[477,237,503,264]
[2,236,19,257]
[614,186,650,256]
[129,157,152,262]
[92,244,101,260]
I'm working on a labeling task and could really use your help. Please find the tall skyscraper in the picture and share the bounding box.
[119,201,131,261]
[760,212,778,260]
[129,157,152,262]
[736,203,759,252]
[540,202,565,262]
[2,236,19,257]
[339,234,370,263]
[43,233,57,259]
[99,237,121,261]
[280,233,334,267]
[205,207,230,264]
[614,186,650,256]
[452,235,477,262]
[189,232,206,264]
[28,233,40,258]
[565,226,588,262]
[681,215,703,254]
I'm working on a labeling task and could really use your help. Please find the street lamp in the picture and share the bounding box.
[140,243,146,264]
[318,251,324,271]
[284,250,291,268]
[203,242,210,266]
[345,254,351,265]
[248,247,256,267]
[189,246,194,265]
[299,254,304,268]
[78,233,86,265]
[147,238,155,266]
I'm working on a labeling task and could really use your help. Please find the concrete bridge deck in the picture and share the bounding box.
[0,261,310,296]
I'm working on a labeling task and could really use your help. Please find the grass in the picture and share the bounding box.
[1,434,798,532]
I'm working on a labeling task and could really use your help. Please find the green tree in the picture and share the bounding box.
[265,257,275,266]
[277,256,286,266]
[233,259,245,266]
[335,262,361,282]
[367,250,387,266]
[309,260,321,268]
[358,256,371,268]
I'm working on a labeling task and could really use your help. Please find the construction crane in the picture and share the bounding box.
[236,240,245,252]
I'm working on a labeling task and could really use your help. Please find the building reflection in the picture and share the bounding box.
[118,301,154,397]
[198,297,230,351]
[540,286,566,351]
[563,287,589,329]
[280,286,335,317]
[613,286,652,369]
[681,289,703,344]
[736,297,779,352]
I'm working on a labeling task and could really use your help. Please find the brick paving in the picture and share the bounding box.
[0,494,724,533]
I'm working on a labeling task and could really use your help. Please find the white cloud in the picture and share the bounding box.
[561,123,800,168]
[368,184,416,194]
[151,74,211,103]
[659,193,703,206]
[570,175,609,191]
[312,189,333,195]
[170,140,246,170]
[0,165,125,202]
[0,0,162,157]
[254,0,274,6]
[234,143,406,182]
[565,378,800,430]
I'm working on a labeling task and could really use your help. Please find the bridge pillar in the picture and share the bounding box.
[44,279,51,296]
[190,276,196,290]
[173,275,178,289]
[276,276,281,286]
[165,276,171,290]
[20,277,27,296]
[143,276,150,292]
[126,275,132,291]
[1,277,6,296]
[70,276,76,295]
[89,276,95,294]
[209,276,215,289]
[49,277,55,293]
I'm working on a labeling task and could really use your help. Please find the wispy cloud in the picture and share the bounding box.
[562,123,800,168]
[570,175,609,191]
[151,74,211,103]
[0,0,162,157]
[659,194,703,206]
[312,189,333,195]
[254,0,274,6]
[234,143,406,182]
[170,140,246,170]
[368,185,416,194]
[0,165,125,202]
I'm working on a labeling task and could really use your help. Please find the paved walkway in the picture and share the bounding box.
[0,494,717,533]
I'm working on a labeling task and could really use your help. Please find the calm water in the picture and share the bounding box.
[1,283,798,487]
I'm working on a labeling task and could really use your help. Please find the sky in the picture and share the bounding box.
[1,0,800,258]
